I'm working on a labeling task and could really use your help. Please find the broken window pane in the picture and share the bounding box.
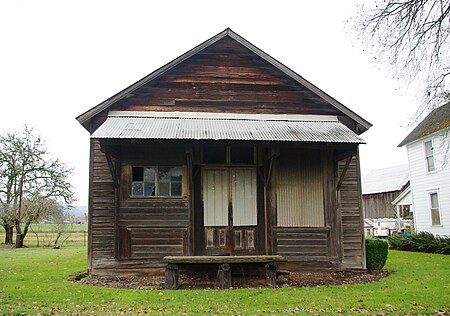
[132,182,143,196]
[132,166,182,197]
[425,141,435,172]
[143,167,156,196]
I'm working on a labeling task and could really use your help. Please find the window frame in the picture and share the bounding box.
[429,191,441,226]
[131,165,183,198]
[424,140,436,173]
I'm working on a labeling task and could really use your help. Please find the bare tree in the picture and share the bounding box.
[0,126,76,248]
[48,207,72,248]
[354,0,450,117]
[0,203,14,244]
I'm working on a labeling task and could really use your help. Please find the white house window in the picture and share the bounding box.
[132,166,182,197]
[424,140,435,172]
[430,192,441,226]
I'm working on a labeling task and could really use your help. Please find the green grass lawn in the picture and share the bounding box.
[0,245,449,315]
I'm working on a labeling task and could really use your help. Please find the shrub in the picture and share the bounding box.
[387,232,450,254]
[365,238,389,270]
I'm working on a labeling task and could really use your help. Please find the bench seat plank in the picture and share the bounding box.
[162,255,287,264]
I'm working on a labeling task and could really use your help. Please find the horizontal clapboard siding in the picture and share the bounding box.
[119,200,189,227]
[338,157,364,269]
[130,228,186,258]
[119,199,189,260]
[273,227,330,259]
[91,140,115,269]
[120,37,343,117]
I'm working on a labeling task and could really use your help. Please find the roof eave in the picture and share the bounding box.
[76,28,233,130]
[227,30,372,133]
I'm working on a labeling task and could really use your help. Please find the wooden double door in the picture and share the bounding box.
[202,167,258,255]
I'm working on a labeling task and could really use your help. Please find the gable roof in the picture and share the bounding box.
[362,164,409,195]
[76,28,372,133]
[399,102,450,147]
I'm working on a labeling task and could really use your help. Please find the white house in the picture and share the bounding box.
[398,102,450,236]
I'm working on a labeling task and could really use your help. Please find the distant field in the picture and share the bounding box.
[32,223,88,232]
[0,224,88,247]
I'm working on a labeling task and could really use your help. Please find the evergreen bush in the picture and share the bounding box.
[387,232,450,254]
[365,238,389,270]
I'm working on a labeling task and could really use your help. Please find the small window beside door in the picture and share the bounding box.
[131,166,182,197]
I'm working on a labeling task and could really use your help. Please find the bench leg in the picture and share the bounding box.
[218,263,232,289]
[265,262,278,287]
[165,263,179,290]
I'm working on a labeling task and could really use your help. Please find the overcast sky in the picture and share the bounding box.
[0,1,420,206]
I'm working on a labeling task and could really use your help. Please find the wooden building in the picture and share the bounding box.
[77,29,372,278]
[362,165,410,219]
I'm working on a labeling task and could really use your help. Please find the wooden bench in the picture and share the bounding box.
[162,255,287,289]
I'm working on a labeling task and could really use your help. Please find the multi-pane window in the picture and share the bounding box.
[424,140,435,172]
[132,166,182,197]
[430,192,441,226]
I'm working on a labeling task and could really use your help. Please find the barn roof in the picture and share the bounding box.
[77,28,372,133]
[362,164,409,195]
[91,111,365,143]
[399,102,450,146]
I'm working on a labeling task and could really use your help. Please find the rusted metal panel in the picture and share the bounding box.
[275,151,325,227]
[231,168,257,226]
[203,169,228,226]
[91,111,365,144]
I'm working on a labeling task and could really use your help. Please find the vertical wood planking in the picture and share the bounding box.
[276,149,324,227]
[203,169,228,226]
[232,168,257,226]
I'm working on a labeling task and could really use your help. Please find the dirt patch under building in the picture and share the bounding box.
[74,269,391,290]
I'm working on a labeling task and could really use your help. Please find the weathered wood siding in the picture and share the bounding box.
[89,140,190,275]
[89,139,116,271]
[362,191,399,219]
[273,227,330,258]
[110,37,352,130]
[118,200,189,259]
[338,156,365,269]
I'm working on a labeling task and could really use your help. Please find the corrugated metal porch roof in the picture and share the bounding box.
[91,111,365,143]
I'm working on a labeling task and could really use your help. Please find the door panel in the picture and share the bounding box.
[203,169,228,226]
[231,168,257,226]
